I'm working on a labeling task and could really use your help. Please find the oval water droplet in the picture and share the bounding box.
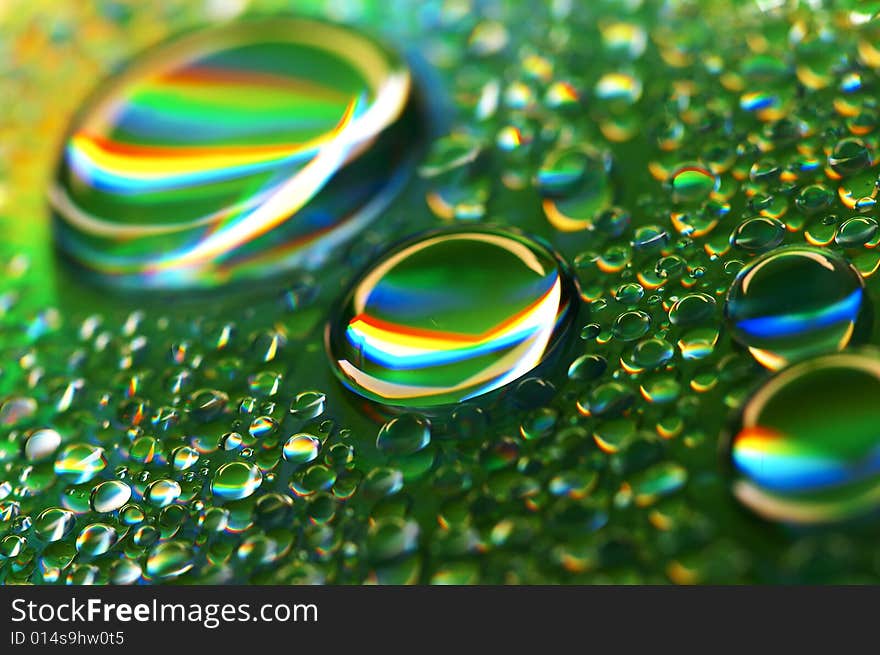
[212,461,263,500]
[282,433,321,465]
[24,428,61,462]
[668,163,718,204]
[146,541,194,579]
[326,228,579,409]
[76,523,118,556]
[90,480,132,513]
[144,479,181,507]
[376,414,431,455]
[724,246,868,370]
[51,18,421,289]
[54,443,106,483]
[34,508,76,542]
[724,350,880,525]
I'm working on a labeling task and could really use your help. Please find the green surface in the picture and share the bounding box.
[4,0,880,585]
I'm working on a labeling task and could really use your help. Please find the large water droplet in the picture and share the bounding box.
[24,428,61,462]
[144,479,181,507]
[282,433,321,464]
[76,523,118,556]
[668,163,718,205]
[724,350,880,525]
[34,508,76,542]
[51,18,421,289]
[146,541,194,579]
[537,146,613,231]
[90,480,132,513]
[724,246,868,370]
[212,461,263,500]
[54,443,106,483]
[325,227,579,408]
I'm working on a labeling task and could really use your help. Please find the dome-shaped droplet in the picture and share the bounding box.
[537,146,613,231]
[34,507,76,542]
[54,443,106,483]
[724,350,880,525]
[730,216,786,253]
[76,523,118,555]
[212,461,263,500]
[24,428,61,462]
[376,414,431,455]
[144,479,181,507]
[51,18,421,289]
[828,137,872,176]
[146,541,194,579]
[171,446,199,471]
[325,227,579,408]
[724,246,868,370]
[282,433,321,464]
[668,163,718,204]
[90,480,132,513]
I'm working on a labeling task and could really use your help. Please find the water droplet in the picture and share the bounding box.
[51,18,421,289]
[0,397,37,426]
[538,146,613,231]
[249,415,278,439]
[613,310,651,341]
[190,389,228,423]
[90,480,132,513]
[289,391,326,419]
[377,414,431,455]
[724,246,868,370]
[796,184,834,215]
[668,164,718,204]
[326,228,579,408]
[144,479,181,507]
[730,217,786,253]
[836,216,879,248]
[110,560,142,585]
[0,535,25,558]
[725,350,880,525]
[120,504,145,525]
[54,443,106,483]
[24,428,61,462]
[76,523,118,555]
[171,446,199,471]
[577,382,635,417]
[248,371,282,397]
[629,337,675,370]
[212,461,262,500]
[290,464,336,497]
[828,138,872,176]
[367,517,419,562]
[146,541,194,579]
[630,463,687,506]
[282,433,321,464]
[568,354,608,381]
[601,22,647,58]
[219,432,243,451]
[668,293,716,326]
[595,72,642,104]
[34,507,76,542]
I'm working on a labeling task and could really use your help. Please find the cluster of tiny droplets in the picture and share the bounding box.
[3,0,880,584]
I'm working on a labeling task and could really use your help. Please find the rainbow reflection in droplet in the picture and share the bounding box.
[725,350,880,525]
[51,18,421,289]
[724,246,869,370]
[325,228,579,408]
